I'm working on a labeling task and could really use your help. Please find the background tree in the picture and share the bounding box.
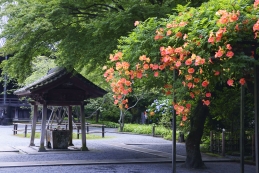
[23,56,56,85]
[0,0,207,83]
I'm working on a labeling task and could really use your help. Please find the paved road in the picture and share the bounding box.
[0,125,256,173]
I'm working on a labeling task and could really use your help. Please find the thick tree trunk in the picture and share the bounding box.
[119,110,125,132]
[184,100,209,169]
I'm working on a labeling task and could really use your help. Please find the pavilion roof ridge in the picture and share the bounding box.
[14,67,107,97]
[14,67,67,95]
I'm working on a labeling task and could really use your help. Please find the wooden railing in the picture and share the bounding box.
[13,122,106,138]
[209,130,254,157]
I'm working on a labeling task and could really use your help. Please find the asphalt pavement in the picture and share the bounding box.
[0,125,257,173]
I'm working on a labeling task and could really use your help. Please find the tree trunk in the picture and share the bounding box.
[119,110,125,132]
[184,100,209,169]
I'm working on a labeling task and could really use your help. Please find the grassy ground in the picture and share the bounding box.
[83,122,177,140]
[122,123,175,140]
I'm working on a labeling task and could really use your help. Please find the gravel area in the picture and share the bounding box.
[0,125,257,173]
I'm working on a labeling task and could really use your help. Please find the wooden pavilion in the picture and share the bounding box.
[14,67,107,151]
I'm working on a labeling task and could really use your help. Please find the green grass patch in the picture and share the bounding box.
[122,124,174,140]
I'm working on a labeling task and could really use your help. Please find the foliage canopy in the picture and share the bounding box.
[104,0,259,125]
[0,0,205,83]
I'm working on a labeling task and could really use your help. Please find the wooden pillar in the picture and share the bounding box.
[68,106,74,146]
[14,108,18,120]
[210,131,213,153]
[172,69,176,173]
[255,50,259,173]
[152,124,155,137]
[30,104,38,146]
[240,85,245,173]
[253,134,256,161]
[80,103,88,151]
[222,129,225,156]
[102,125,105,138]
[38,103,47,152]
[24,125,27,137]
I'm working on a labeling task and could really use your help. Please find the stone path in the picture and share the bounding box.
[0,125,256,173]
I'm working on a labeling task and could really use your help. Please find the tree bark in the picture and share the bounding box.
[184,100,209,169]
[119,109,125,132]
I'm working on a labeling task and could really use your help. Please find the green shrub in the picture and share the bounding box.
[122,123,174,140]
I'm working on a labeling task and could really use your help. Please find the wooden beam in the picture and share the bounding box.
[38,103,47,152]
[80,103,88,151]
[29,104,38,146]
[68,106,74,146]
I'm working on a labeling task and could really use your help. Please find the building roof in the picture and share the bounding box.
[14,67,107,105]
[14,67,67,95]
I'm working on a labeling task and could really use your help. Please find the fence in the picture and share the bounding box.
[13,123,106,138]
[209,130,254,158]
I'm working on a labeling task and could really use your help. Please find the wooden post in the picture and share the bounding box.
[13,124,16,135]
[38,103,47,152]
[102,125,105,138]
[210,131,213,153]
[80,103,88,151]
[172,69,176,173]
[15,124,18,135]
[30,104,38,146]
[68,106,74,146]
[86,123,89,134]
[255,133,256,162]
[240,85,245,173]
[77,126,80,139]
[24,125,27,137]
[254,48,259,173]
[217,131,220,154]
[222,129,225,156]
[152,124,155,137]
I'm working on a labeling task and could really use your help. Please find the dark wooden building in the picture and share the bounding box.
[0,56,31,125]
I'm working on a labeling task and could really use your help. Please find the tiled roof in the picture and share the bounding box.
[14,67,67,95]
[14,67,107,96]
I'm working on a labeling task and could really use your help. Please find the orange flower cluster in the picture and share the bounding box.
[254,0,259,8]
[155,20,187,40]
[173,103,191,125]
[216,10,240,25]
[103,67,114,82]
[164,84,173,95]
[109,52,123,61]
[105,1,258,123]
[154,28,164,40]
[105,52,134,109]
[253,19,259,38]
[154,7,255,119]
[174,103,191,116]
[104,52,163,109]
